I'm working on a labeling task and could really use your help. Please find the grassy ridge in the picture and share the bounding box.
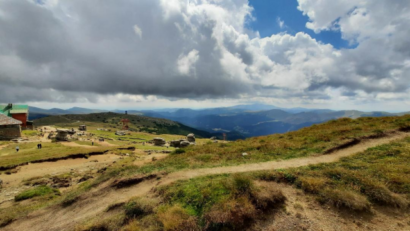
[85,136,410,230]
[34,112,212,138]
[252,136,410,210]
[0,143,118,170]
[138,115,410,174]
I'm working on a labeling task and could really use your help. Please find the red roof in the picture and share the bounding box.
[0,113,22,126]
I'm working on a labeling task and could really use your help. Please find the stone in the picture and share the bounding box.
[153,137,166,146]
[170,140,181,148]
[187,133,196,143]
[55,130,70,141]
[180,140,190,148]
[210,136,217,140]
[115,131,127,136]
[242,152,248,156]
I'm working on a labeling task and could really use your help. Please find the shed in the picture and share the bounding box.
[79,125,87,131]
[0,104,31,129]
[0,113,22,140]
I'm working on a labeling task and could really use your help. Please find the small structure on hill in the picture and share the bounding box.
[153,137,166,146]
[187,133,196,143]
[56,129,69,141]
[0,104,33,130]
[121,119,130,130]
[116,130,127,136]
[79,125,87,131]
[0,114,22,140]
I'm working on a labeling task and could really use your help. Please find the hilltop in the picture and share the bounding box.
[33,112,213,138]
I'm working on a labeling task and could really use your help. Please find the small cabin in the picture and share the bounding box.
[0,113,22,140]
[79,125,87,131]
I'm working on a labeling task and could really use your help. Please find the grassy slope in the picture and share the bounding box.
[34,112,212,138]
[103,136,410,230]
[2,116,410,230]
[138,115,410,173]
[251,136,410,210]
[0,142,117,169]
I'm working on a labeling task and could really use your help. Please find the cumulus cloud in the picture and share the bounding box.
[0,0,409,108]
[277,17,285,29]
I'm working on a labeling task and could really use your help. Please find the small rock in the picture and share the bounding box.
[97,167,107,173]
[242,152,248,156]
[90,160,98,163]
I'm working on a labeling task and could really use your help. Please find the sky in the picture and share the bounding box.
[0,0,409,111]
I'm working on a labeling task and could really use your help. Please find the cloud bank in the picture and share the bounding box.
[0,0,409,108]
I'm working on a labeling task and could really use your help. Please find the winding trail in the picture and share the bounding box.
[4,131,410,231]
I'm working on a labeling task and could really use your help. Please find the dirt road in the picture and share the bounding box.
[4,132,410,231]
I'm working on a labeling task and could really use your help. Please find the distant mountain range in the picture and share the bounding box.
[29,104,410,139]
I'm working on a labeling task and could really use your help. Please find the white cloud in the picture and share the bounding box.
[0,0,409,110]
[277,17,285,29]
[177,49,199,75]
[133,25,142,39]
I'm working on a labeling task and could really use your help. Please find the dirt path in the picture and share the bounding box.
[59,142,97,148]
[97,141,117,147]
[0,154,122,206]
[4,132,410,231]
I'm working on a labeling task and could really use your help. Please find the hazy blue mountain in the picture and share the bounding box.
[66,107,107,114]
[28,104,409,138]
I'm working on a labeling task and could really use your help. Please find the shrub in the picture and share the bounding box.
[204,196,256,229]
[230,174,254,196]
[125,197,160,219]
[362,182,408,208]
[15,186,60,202]
[252,182,286,210]
[296,177,327,193]
[157,205,199,231]
[120,219,140,231]
[318,188,371,211]
[172,149,185,155]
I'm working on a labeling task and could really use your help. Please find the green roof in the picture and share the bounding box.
[0,104,29,116]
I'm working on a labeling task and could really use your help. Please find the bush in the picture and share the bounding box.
[15,186,60,202]
[252,182,286,210]
[125,197,160,219]
[362,182,408,208]
[120,219,140,231]
[230,174,254,195]
[172,149,185,155]
[296,177,327,193]
[318,188,371,211]
[157,205,199,231]
[204,196,256,229]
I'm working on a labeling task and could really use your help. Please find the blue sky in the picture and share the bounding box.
[248,0,351,49]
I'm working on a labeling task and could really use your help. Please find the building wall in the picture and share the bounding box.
[11,113,27,127]
[0,125,21,140]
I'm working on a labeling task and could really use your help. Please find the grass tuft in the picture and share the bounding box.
[15,186,60,202]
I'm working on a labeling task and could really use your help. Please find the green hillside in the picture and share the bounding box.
[33,112,212,138]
